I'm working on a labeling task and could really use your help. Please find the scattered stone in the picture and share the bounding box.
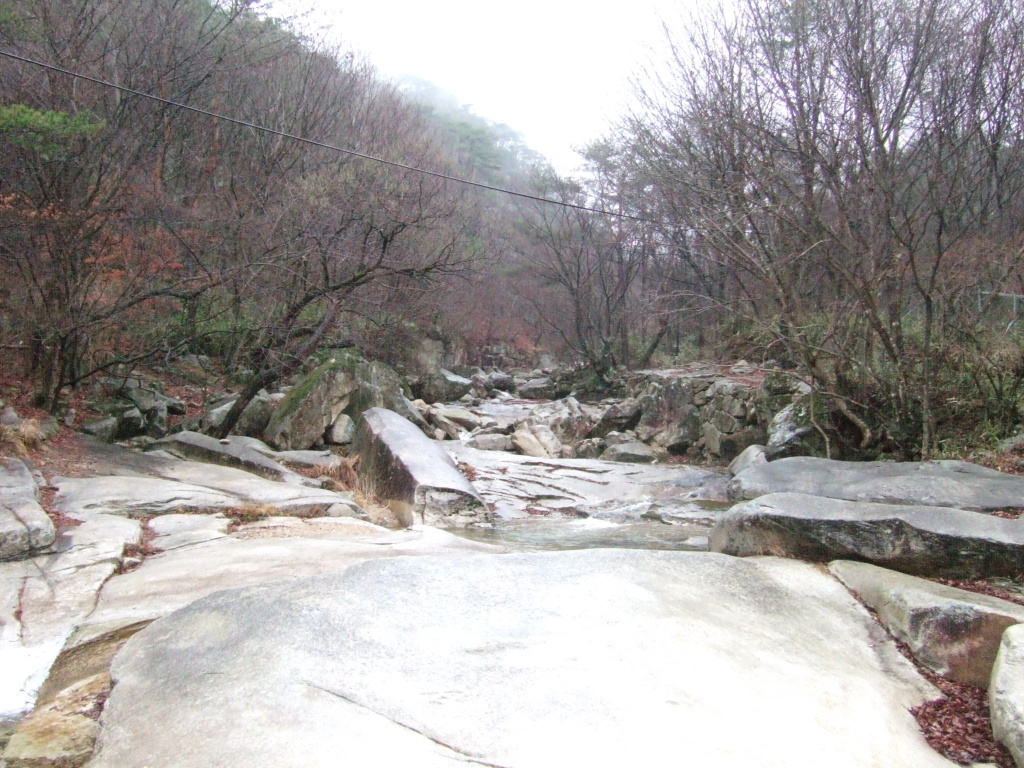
[80,415,117,442]
[415,369,473,404]
[829,560,1024,687]
[516,377,556,399]
[728,444,768,475]
[327,413,355,445]
[466,433,514,452]
[712,492,1024,578]
[600,441,657,464]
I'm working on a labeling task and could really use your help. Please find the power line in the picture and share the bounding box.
[0,49,656,224]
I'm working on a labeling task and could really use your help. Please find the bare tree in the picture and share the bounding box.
[627,0,1024,457]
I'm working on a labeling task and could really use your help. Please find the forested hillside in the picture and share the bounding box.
[2,0,1024,459]
[0,0,551,421]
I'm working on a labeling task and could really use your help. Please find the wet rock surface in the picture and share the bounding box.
[86,550,951,768]
[1,515,141,725]
[446,442,725,521]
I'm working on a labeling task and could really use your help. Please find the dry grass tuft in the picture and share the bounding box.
[0,424,28,458]
[322,455,360,489]
[0,418,50,459]
[17,418,45,450]
[225,503,281,522]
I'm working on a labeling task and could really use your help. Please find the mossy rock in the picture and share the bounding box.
[264,357,428,451]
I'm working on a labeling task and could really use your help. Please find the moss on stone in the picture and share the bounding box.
[272,360,339,424]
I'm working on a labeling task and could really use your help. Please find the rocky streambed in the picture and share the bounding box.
[6,385,1024,767]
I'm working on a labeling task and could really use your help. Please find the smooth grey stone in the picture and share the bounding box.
[730,456,1024,511]
[712,492,1024,578]
[86,551,951,768]
[354,408,489,528]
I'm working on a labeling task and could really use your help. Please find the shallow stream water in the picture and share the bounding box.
[453,499,731,552]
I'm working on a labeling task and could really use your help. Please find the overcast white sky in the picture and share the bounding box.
[278,0,681,174]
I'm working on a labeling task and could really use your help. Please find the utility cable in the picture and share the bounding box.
[0,49,656,224]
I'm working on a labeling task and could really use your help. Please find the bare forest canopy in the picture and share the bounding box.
[1,0,1023,460]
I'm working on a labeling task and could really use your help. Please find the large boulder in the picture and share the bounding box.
[600,441,657,464]
[262,360,359,451]
[487,371,515,393]
[516,377,556,400]
[829,560,1024,687]
[86,551,951,768]
[353,408,490,528]
[525,396,595,445]
[730,456,1024,511]
[263,356,426,451]
[764,392,834,458]
[415,369,473,404]
[511,423,564,459]
[233,392,281,438]
[711,492,1024,578]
